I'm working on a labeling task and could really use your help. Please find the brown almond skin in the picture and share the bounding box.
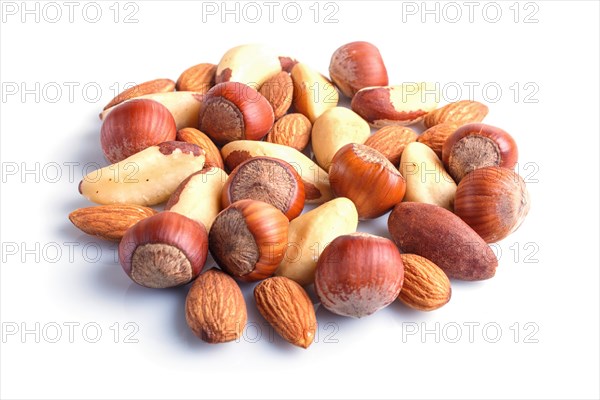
[69,204,157,241]
[417,123,458,159]
[399,254,451,311]
[364,126,418,166]
[424,100,489,128]
[259,71,294,120]
[176,63,217,93]
[185,268,247,343]
[254,277,317,348]
[176,128,224,170]
[265,113,312,151]
[388,202,497,281]
[103,78,175,111]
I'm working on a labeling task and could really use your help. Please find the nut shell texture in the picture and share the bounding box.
[315,233,404,318]
[185,268,247,343]
[119,212,208,288]
[454,167,530,243]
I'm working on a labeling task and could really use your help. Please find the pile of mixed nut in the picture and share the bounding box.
[69,42,530,348]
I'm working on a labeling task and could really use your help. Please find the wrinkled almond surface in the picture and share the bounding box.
[185,268,247,343]
[254,276,317,348]
[177,127,224,169]
[364,126,418,166]
[417,123,458,159]
[103,79,175,111]
[69,204,157,241]
[424,100,488,128]
[398,254,451,311]
[176,63,217,94]
[259,71,294,120]
[266,113,312,151]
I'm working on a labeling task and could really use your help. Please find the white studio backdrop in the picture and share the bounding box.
[0,1,599,399]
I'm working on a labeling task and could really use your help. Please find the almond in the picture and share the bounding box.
[423,100,488,128]
[364,126,418,166]
[254,277,317,348]
[103,79,175,111]
[388,202,497,281]
[176,63,217,94]
[176,127,224,169]
[398,254,451,311]
[259,71,294,120]
[417,123,458,159]
[185,268,247,343]
[68,204,157,241]
[265,113,312,151]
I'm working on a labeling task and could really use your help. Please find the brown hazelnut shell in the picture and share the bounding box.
[198,81,274,145]
[454,166,530,243]
[209,199,289,282]
[119,211,208,288]
[442,123,518,182]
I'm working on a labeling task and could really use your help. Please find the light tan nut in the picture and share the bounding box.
[103,78,175,111]
[399,254,451,311]
[221,140,333,204]
[364,126,418,166]
[254,277,317,348]
[265,113,312,151]
[259,71,294,120]
[69,204,157,241]
[176,127,224,170]
[417,123,458,159]
[79,142,205,206]
[185,268,247,343]
[424,100,488,128]
[101,91,204,130]
[216,44,282,87]
[166,167,228,230]
[176,63,217,94]
[275,197,358,285]
[291,62,339,123]
[400,142,457,211]
[311,107,370,171]
[351,83,439,127]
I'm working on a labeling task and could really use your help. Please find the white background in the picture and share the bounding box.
[1,1,599,399]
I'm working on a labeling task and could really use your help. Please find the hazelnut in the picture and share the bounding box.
[222,157,305,221]
[315,233,404,318]
[119,212,208,288]
[209,200,289,282]
[199,81,274,145]
[329,41,388,98]
[454,166,530,243]
[329,143,406,219]
[442,123,518,182]
[100,99,177,163]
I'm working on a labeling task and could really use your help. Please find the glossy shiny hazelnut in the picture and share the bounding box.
[329,143,406,219]
[315,233,404,318]
[329,41,389,98]
[209,200,289,282]
[454,166,530,243]
[198,81,274,145]
[442,123,518,182]
[119,212,208,288]
[100,99,177,163]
